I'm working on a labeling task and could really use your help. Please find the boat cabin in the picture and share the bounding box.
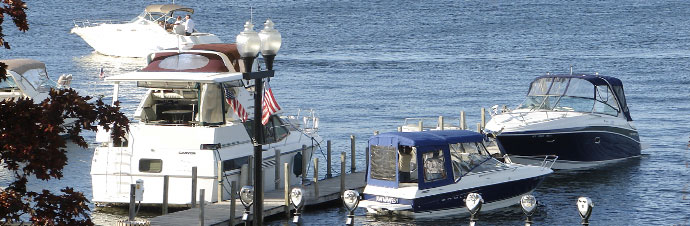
[516,74,632,121]
[367,130,507,190]
[0,59,55,100]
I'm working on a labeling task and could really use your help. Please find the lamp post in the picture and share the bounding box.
[236,19,282,226]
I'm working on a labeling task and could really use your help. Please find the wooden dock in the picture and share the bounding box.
[149,172,366,226]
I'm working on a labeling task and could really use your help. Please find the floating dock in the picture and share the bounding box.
[149,172,366,226]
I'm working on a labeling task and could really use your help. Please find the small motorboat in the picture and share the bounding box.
[0,58,72,102]
[359,130,554,218]
[71,4,222,57]
[485,73,641,170]
[91,43,322,206]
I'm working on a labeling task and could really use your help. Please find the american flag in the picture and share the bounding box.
[223,84,248,122]
[261,81,281,125]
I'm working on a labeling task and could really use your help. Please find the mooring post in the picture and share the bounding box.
[313,158,319,197]
[365,146,369,173]
[275,149,281,190]
[129,184,135,221]
[199,189,205,226]
[163,175,169,215]
[481,107,486,129]
[230,181,236,226]
[247,155,253,186]
[217,160,223,202]
[340,152,346,196]
[461,111,466,130]
[350,135,356,173]
[439,116,444,130]
[284,162,290,219]
[326,140,332,178]
[192,166,197,208]
[301,145,307,185]
[418,121,423,131]
[240,164,248,187]
[397,126,402,132]
[477,123,482,134]
[374,130,379,135]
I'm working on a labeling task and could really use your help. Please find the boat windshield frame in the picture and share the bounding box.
[516,76,623,117]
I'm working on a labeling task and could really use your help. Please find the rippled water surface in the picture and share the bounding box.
[2,0,689,225]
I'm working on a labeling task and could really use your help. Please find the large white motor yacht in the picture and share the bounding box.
[485,74,641,170]
[91,44,321,206]
[71,4,222,58]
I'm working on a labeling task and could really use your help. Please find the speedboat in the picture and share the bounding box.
[485,74,641,170]
[359,130,554,217]
[91,43,322,206]
[71,4,222,58]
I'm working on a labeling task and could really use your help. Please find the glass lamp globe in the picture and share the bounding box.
[465,193,483,215]
[520,195,537,216]
[290,187,304,209]
[239,186,254,207]
[258,19,282,56]
[236,21,261,58]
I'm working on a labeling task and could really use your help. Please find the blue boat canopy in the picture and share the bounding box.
[370,130,484,151]
[529,74,632,121]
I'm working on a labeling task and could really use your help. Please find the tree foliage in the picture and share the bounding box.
[1,1,130,225]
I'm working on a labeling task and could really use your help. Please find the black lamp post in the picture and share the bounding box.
[236,19,281,226]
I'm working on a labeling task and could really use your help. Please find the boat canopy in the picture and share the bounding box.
[368,130,488,190]
[524,74,632,121]
[142,44,242,73]
[145,4,194,14]
[1,58,46,75]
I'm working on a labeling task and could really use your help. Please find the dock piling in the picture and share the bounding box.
[340,152,346,196]
[247,156,253,186]
[350,135,356,173]
[230,181,236,226]
[301,145,307,185]
[481,107,486,129]
[461,111,466,130]
[439,116,444,130]
[326,140,332,178]
[397,126,402,132]
[240,164,248,187]
[129,184,135,221]
[275,149,281,190]
[217,160,222,202]
[284,162,290,219]
[418,121,423,131]
[313,158,319,197]
[477,123,482,134]
[192,166,197,208]
[199,189,205,226]
[163,175,169,215]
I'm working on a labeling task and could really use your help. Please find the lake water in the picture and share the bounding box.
[2,0,689,225]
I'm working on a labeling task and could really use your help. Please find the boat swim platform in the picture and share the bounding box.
[149,172,366,226]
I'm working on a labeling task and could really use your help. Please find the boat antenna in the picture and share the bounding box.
[570,65,573,75]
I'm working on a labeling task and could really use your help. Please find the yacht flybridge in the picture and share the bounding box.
[360,130,553,217]
[71,4,221,57]
[485,74,641,170]
[91,44,321,206]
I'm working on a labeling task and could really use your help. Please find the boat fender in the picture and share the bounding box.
[293,152,303,177]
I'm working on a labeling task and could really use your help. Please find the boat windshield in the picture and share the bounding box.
[0,76,18,89]
[516,77,620,116]
[449,142,506,179]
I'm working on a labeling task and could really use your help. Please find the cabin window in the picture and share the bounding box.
[370,145,397,181]
[139,159,162,173]
[223,156,250,171]
[0,77,18,89]
[593,85,620,116]
[422,150,446,182]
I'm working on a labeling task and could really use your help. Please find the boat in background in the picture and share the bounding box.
[71,4,221,57]
[0,58,74,102]
[91,43,322,206]
[485,73,641,170]
[360,130,554,217]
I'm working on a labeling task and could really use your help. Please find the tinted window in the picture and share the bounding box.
[223,156,249,171]
[423,150,446,182]
[370,145,397,181]
[139,159,162,173]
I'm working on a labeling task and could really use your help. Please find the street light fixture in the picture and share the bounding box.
[465,193,483,226]
[577,197,594,226]
[342,190,360,226]
[520,195,537,226]
[236,19,281,226]
[290,187,305,223]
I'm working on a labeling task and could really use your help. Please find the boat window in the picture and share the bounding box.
[22,68,49,90]
[527,78,553,96]
[158,54,211,71]
[398,146,418,183]
[449,142,505,176]
[370,145,397,181]
[139,159,162,173]
[0,76,18,89]
[223,156,250,171]
[593,85,620,116]
[423,150,446,182]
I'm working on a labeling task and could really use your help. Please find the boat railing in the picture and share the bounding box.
[402,117,464,132]
[73,19,128,28]
[539,155,558,169]
[283,108,319,134]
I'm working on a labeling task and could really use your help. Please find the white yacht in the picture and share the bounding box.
[71,4,221,58]
[360,130,554,218]
[485,74,641,170]
[91,44,321,206]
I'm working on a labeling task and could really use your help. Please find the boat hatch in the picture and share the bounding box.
[517,74,632,121]
[367,130,495,190]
